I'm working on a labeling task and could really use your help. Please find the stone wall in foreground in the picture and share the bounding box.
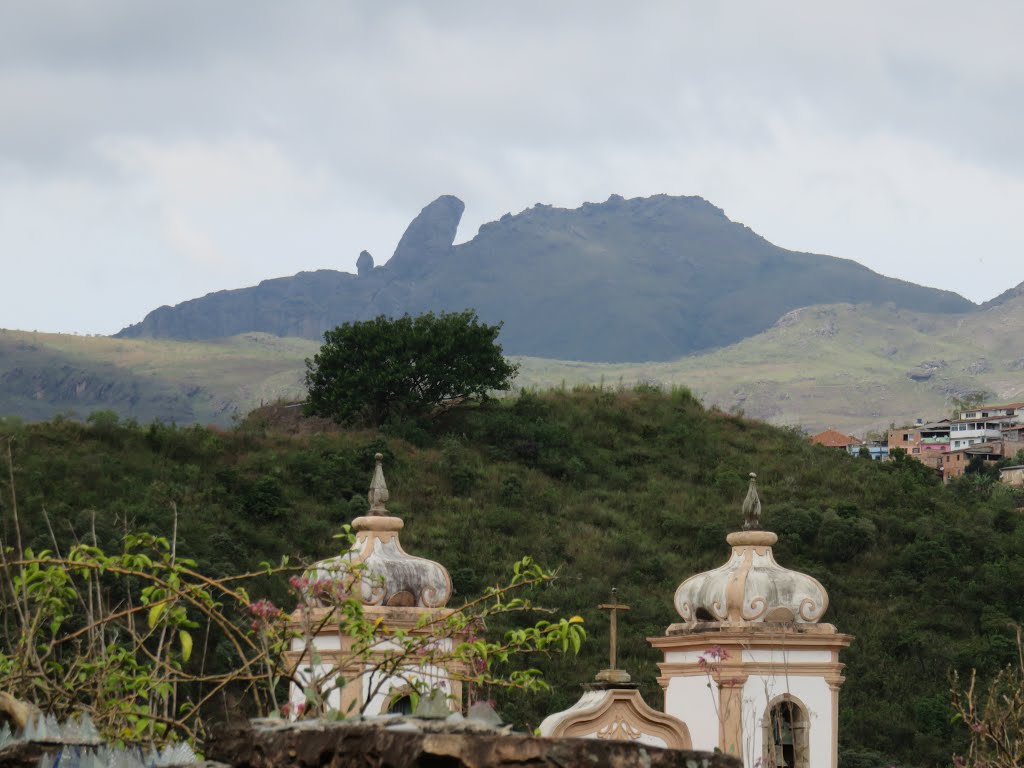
[206,717,741,768]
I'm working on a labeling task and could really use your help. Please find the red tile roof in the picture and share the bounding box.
[810,428,861,448]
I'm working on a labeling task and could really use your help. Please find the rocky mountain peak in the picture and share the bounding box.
[114,192,978,362]
[356,250,374,277]
[385,195,464,277]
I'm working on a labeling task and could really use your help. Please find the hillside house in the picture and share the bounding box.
[1000,465,1024,488]
[1003,424,1024,446]
[949,417,1012,451]
[888,420,950,469]
[942,441,1008,482]
[999,465,1024,488]
[810,428,861,451]
[958,402,1024,422]
[856,441,890,461]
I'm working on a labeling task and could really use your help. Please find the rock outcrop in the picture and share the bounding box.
[356,250,374,277]
[386,195,464,278]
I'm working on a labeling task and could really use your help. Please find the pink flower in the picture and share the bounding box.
[697,645,730,670]
[247,598,282,621]
[707,645,730,661]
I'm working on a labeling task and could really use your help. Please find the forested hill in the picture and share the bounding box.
[2,389,1021,767]
[115,194,975,362]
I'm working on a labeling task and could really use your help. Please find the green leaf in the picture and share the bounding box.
[179,630,193,662]
[147,602,167,630]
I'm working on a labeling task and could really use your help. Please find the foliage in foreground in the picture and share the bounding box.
[0,481,583,745]
[1,389,1023,766]
[950,626,1024,768]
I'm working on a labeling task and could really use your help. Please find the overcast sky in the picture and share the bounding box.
[3,2,1023,335]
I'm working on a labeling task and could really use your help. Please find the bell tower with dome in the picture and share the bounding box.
[284,454,468,717]
[649,474,852,768]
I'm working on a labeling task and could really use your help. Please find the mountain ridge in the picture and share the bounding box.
[115,193,976,362]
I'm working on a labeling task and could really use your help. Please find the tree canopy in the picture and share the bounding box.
[304,310,518,425]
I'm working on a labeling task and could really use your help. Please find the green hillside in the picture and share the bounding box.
[518,295,1024,433]
[3,289,1024,433]
[0,329,315,425]
[2,390,1022,767]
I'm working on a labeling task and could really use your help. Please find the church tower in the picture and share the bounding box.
[649,474,852,768]
[284,454,468,717]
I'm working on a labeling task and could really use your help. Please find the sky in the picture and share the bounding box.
[2,2,1024,335]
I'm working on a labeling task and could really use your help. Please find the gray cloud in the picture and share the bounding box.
[2,1,1023,334]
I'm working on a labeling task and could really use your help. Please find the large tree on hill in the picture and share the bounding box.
[304,310,519,425]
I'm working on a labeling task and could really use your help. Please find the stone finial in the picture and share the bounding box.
[368,453,390,515]
[307,453,452,609]
[741,472,761,531]
[674,471,831,625]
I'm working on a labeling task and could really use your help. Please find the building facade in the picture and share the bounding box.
[1000,465,1024,488]
[942,442,1008,482]
[810,429,861,452]
[888,420,950,468]
[959,402,1024,422]
[949,418,1010,451]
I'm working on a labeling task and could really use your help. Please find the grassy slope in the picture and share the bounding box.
[3,390,1022,768]
[0,329,316,424]
[516,296,1024,434]
[3,292,1024,432]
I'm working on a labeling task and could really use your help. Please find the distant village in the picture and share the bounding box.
[810,401,1024,485]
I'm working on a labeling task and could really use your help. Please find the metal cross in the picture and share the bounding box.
[598,588,630,671]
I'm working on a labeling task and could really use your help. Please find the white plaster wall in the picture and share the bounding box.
[289,632,343,652]
[742,649,831,664]
[362,661,454,716]
[662,647,836,767]
[663,650,708,664]
[289,632,456,717]
[288,662,341,715]
[742,673,832,768]
[664,675,721,753]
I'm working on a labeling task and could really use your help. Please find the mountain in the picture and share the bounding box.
[115,194,975,362]
[979,279,1024,310]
